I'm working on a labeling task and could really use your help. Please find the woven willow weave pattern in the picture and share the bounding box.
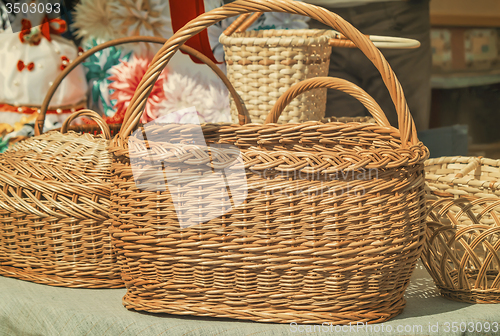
[108,0,428,325]
[220,29,334,124]
[422,197,500,303]
[109,120,428,324]
[425,156,500,199]
[0,129,122,288]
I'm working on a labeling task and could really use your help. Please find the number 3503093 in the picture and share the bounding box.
[6,2,61,14]
[443,322,498,333]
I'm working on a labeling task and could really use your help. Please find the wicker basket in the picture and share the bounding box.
[425,156,500,199]
[0,37,243,288]
[108,0,429,325]
[422,197,500,303]
[220,29,334,124]
[0,110,123,288]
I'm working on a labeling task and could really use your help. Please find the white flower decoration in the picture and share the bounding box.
[72,0,117,43]
[109,0,173,38]
[204,82,232,123]
[158,71,231,123]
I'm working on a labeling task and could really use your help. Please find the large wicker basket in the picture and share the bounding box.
[108,0,429,325]
[0,37,242,288]
[422,197,500,303]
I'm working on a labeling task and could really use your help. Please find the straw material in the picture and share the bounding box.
[220,29,334,124]
[425,156,500,199]
[108,0,429,324]
[422,197,500,303]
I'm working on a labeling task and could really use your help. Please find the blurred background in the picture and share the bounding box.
[427,0,500,158]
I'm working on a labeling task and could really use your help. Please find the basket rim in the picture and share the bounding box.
[1,130,112,186]
[111,121,429,173]
[425,156,500,192]
[219,29,336,47]
[425,156,500,168]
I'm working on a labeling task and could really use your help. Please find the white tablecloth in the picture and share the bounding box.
[1,262,499,336]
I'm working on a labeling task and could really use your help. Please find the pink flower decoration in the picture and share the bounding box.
[108,55,167,124]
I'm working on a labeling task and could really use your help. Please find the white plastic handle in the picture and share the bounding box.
[369,35,421,49]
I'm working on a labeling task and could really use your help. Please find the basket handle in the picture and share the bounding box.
[455,157,483,178]
[35,36,249,136]
[61,109,111,140]
[266,77,390,126]
[119,0,418,149]
[226,12,420,49]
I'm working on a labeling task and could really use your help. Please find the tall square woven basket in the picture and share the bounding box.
[109,0,429,325]
[220,29,334,124]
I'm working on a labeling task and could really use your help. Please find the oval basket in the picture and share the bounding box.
[0,36,243,288]
[422,197,500,303]
[108,0,429,325]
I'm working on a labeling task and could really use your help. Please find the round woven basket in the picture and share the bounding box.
[0,36,243,288]
[220,29,334,124]
[108,0,429,325]
[423,197,500,303]
[425,156,500,199]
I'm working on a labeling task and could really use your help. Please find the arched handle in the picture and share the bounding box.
[329,35,420,49]
[266,77,390,126]
[61,109,111,140]
[35,36,249,136]
[227,12,420,49]
[455,157,483,178]
[119,0,418,149]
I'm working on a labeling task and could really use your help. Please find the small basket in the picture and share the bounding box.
[220,29,334,124]
[0,36,243,288]
[425,156,500,199]
[422,197,500,303]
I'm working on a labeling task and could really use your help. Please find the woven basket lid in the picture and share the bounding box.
[0,130,110,185]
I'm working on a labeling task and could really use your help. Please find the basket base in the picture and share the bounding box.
[0,266,124,289]
[439,288,500,304]
[122,294,406,325]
